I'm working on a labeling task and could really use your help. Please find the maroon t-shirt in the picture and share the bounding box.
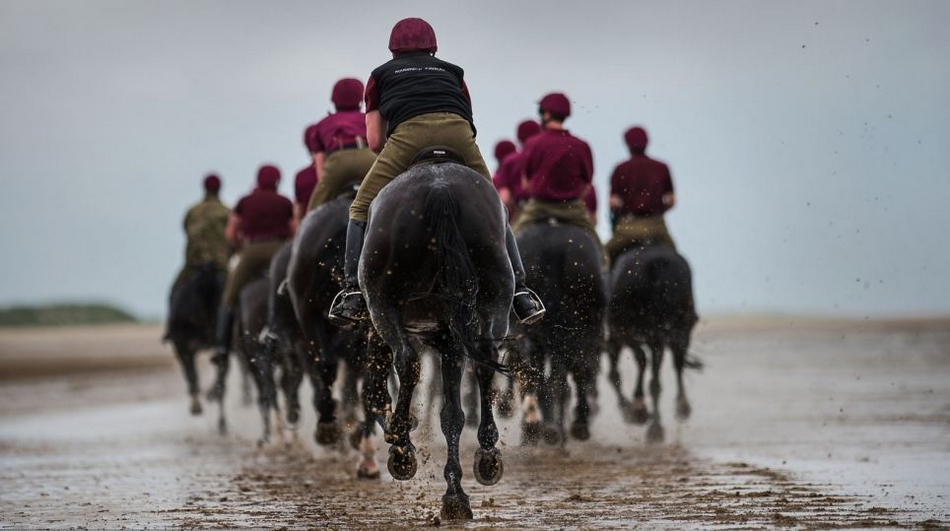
[234,188,293,241]
[609,155,673,217]
[492,152,530,204]
[522,129,594,201]
[294,165,317,209]
[309,110,367,153]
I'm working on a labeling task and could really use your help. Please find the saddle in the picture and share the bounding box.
[410,145,466,167]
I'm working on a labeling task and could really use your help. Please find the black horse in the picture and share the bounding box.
[200,274,283,442]
[607,243,699,444]
[516,221,606,446]
[361,154,510,520]
[165,263,224,415]
[259,242,306,428]
[286,194,380,476]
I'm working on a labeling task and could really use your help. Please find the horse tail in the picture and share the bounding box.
[424,182,508,373]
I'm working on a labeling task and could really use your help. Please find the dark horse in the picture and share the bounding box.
[165,263,224,415]
[286,193,380,476]
[259,242,306,429]
[516,221,606,446]
[361,153,510,520]
[607,243,699,444]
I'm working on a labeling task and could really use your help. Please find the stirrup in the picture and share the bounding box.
[513,288,545,325]
[277,278,289,297]
[327,289,367,328]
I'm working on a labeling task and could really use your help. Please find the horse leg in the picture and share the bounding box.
[472,350,504,487]
[545,359,569,447]
[435,335,472,520]
[357,334,391,480]
[537,354,559,444]
[280,343,304,428]
[386,337,420,481]
[495,340,519,419]
[356,417,380,480]
[248,341,276,446]
[341,358,361,430]
[606,337,632,422]
[569,345,596,442]
[236,333,254,408]
[313,355,342,446]
[463,362,480,428]
[630,343,650,425]
[208,348,229,435]
[671,337,692,421]
[519,346,544,446]
[173,340,202,415]
[646,340,665,444]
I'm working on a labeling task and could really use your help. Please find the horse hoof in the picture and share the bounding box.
[520,421,541,446]
[357,467,381,481]
[189,398,203,416]
[286,408,300,425]
[646,423,665,445]
[623,401,649,425]
[440,494,473,521]
[315,421,342,446]
[569,420,590,441]
[387,446,417,481]
[676,399,692,421]
[473,448,504,486]
[217,419,227,436]
[541,424,562,446]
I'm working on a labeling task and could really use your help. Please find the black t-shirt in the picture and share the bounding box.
[368,52,475,136]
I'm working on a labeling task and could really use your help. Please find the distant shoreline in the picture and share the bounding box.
[1,317,947,382]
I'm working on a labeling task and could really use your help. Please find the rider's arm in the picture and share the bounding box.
[609,194,624,210]
[366,110,386,153]
[662,192,676,209]
[225,213,241,248]
[314,151,326,180]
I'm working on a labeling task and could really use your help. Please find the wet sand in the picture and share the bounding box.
[1,319,948,529]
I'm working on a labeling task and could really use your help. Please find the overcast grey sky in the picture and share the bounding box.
[1,0,948,320]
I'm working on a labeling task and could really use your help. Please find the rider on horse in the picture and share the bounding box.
[213,165,295,363]
[605,125,677,265]
[305,78,376,211]
[169,174,232,298]
[493,119,541,221]
[512,92,606,268]
[327,17,545,328]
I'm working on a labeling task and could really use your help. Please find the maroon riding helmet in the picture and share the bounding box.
[331,78,364,111]
[389,17,438,55]
[203,174,221,193]
[624,126,649,154]
[538,93,571,120]
[516,120,542,144]
[494,140,517,162]
[257,165,281,190]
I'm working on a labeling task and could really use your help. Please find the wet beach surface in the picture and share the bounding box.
[1,319,948,529]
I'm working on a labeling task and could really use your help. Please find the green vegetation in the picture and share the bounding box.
[0,303,138,327]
